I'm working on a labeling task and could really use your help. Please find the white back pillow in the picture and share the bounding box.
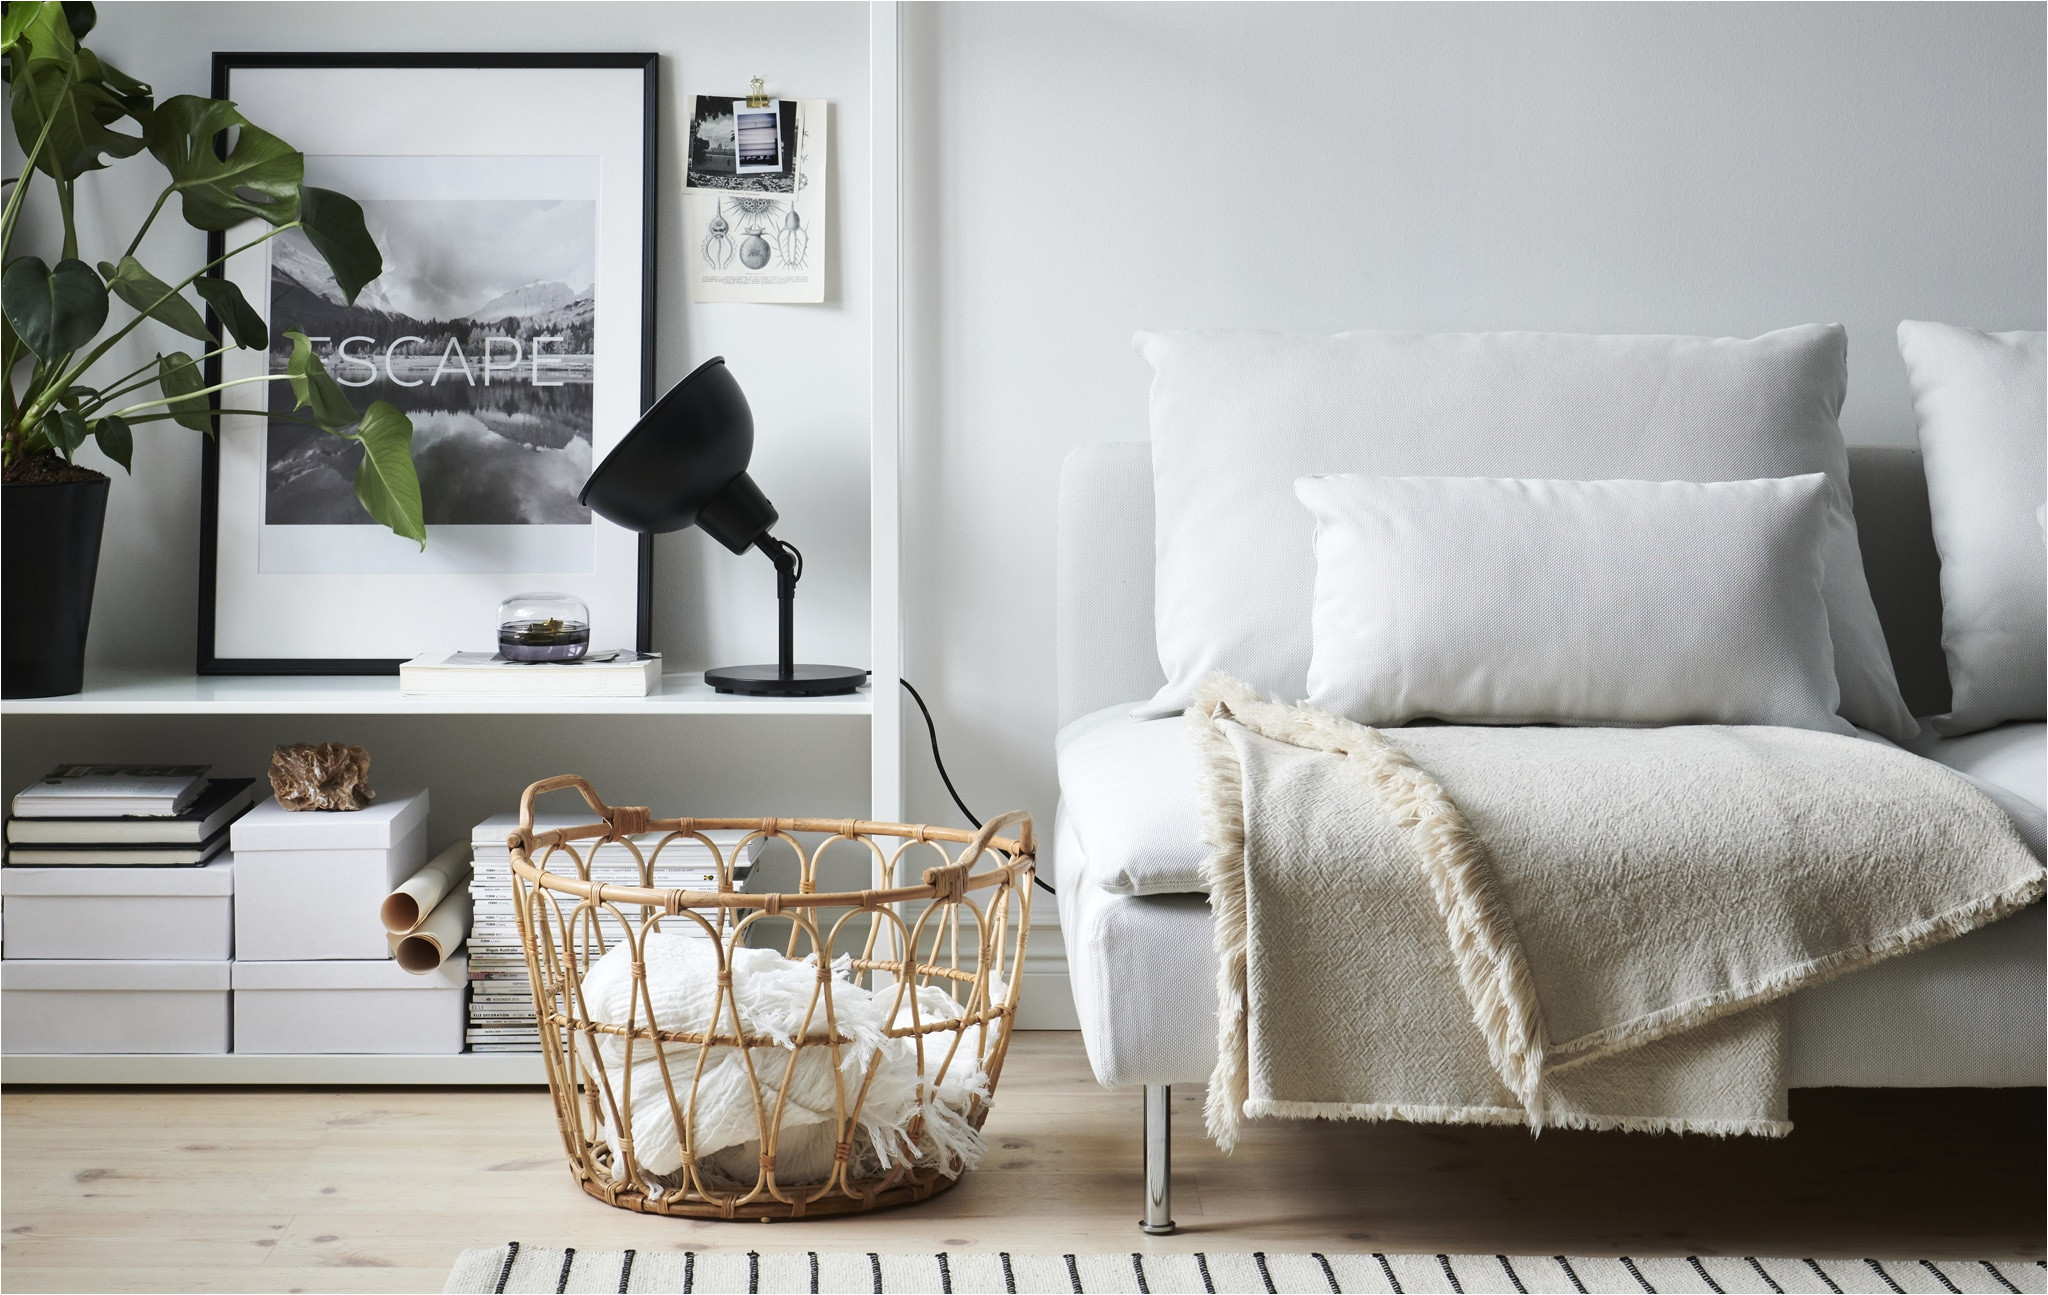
[1296,474,1849,733]
[1896,321,2047,735]
[1135,326,1918,741]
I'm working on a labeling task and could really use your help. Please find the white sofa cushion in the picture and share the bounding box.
[1897,321,2047,736]
[1053,707,1206,897]
[1902,722,2047,857]
[1133,326,1918,741]
[1908,722,2048,809]
[1296,473,1848,732]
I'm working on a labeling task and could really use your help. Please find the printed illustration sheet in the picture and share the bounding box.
[685,96,827,304]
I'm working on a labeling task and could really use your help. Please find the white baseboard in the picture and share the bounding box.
[1017,972,1080,1030]
[1014,904,1076,1030]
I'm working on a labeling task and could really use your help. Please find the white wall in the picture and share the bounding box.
[898,1,2046,831]
[6,2,2043,962]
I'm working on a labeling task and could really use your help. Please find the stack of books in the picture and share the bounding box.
[7,766,259,866]
[465,814,756,1052]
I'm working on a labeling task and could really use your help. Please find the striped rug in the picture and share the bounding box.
[444,1244,2047,1294]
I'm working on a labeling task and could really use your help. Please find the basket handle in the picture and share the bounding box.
[960,808,1034,871]
[518,774,613,841]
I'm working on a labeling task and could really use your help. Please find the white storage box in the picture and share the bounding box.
[231,791,429,960]
[232,954,467,1054]
[0,859,234,960]
[2,960,230,1053]
[230,789,430,851]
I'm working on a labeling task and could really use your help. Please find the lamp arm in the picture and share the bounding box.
[753,534,803,680]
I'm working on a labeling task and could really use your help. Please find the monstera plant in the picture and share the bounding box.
[1,1,425,696]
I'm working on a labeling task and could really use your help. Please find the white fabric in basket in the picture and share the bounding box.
[575,932,993,1186]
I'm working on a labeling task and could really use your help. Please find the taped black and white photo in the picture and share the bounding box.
[733,101,783,173]
[687,96,799,193]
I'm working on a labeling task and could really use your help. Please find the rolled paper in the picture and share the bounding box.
[381,841,473,933]
[388,888,474,973]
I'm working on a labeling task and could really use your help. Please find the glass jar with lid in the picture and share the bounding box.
[498,591,590,663]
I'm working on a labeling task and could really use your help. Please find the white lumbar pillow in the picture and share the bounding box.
[1896,321,2047,735]
[1295,473,1850,734]
[1134,326,1918,741]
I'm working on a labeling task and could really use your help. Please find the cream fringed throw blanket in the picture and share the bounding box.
[1191,676,2045,1151]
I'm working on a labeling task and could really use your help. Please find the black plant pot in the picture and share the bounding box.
[3,475,111,698]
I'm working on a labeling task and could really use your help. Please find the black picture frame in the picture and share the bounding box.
[197,52,658,675]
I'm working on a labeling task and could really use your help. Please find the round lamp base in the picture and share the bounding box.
[705,663,869,697]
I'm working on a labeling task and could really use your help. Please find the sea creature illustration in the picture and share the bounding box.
[777,209,807,268]
[729,197,783,270]
[701,205,735,269]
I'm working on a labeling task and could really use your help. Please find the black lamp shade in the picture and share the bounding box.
[576,356,865,697]
[579,356,777,552]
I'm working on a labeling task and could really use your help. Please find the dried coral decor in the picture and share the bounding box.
[509,775,1033,1219]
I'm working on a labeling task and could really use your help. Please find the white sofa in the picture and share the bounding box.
[1053,441,2046,1234]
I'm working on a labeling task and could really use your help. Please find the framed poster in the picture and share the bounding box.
[199,53,656,674]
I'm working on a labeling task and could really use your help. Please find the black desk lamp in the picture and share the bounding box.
[579,357,868,697]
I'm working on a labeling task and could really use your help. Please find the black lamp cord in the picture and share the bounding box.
[751,544,1045,894]
[766,550,1046,894]
[900,678,1056,897]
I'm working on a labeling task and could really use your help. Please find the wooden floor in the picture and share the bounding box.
[3,1033,2041,1294]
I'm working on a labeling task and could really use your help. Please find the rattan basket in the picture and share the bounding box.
[507,775,1035,1220]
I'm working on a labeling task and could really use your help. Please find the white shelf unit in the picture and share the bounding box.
[0,670,874,717]
[2,1052,544,1085]
[1,4,913,1088]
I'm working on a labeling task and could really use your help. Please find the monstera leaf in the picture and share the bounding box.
[92,413,131,470]
[6,3,76,66]
[2,255,108,358]
[282,328,357,430]
[298,187,381,305]
[193,276,266,350]
[6,5,149,180]
[145,95,301,231]
[3,4,43,47]
[5,4,99,74]
[351,401,426,548]
[77,47,151,118]
[99,255,210,341]
[39,405,88,457]
[155,350,212,433]
[57,2,96,41]
[9,57,147,180]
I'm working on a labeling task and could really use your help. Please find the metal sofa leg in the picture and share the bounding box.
[1141,1084,1176,1235]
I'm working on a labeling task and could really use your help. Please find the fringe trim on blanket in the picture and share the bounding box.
[1545,873,2045,1072]
[1242,1098,1793,1140]
[1191,674,1552,1146]
[1188,689,1254,1153]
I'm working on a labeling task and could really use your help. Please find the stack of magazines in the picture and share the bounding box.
[7,765,259,866]
[465,814,756,1052]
